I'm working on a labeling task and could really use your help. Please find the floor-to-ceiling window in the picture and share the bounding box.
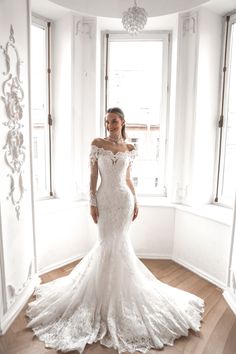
[104,32,170,196]
[215,14,236,207]
[31,17,53,198]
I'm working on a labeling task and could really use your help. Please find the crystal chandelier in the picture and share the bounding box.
[122,0,148,34]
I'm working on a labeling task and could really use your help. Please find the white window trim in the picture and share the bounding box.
[31,15,52,199]
[215,13,236,208]
[101,31,171,197]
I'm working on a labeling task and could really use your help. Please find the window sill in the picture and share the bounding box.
[138,197,233,226]
[138,196,174,207]
[35,197,88,213]
[35,196,233,226]
[174,203,233,226]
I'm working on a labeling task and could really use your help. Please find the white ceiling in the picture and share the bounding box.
[31,0,236,21]
[205,0,236,14]
[48,0,208,18]
[31,0,69,20]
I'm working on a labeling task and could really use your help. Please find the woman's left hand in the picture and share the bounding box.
[132,204,139,221]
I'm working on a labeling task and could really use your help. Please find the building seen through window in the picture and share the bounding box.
[106,35,169,195]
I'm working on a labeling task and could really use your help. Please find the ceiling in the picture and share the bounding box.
[48,0,208,18]
[31,0,236,21]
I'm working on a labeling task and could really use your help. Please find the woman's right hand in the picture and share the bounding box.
[90,206,99,224]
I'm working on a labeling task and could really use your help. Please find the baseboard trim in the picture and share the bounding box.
[172,256,226,289]
[39,252,172,276]
[0,275,40,335]
[38,253,85,276]
[136,253,172,259]
[223,289,236,315]
[39,252,225,291]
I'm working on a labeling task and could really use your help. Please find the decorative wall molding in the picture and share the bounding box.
[75,20,92,38]
[7,284,15,304]
[175,183,189,203]
[6,260,33,307]
[182,12,198,36]
[173,255,226,290]
[0,25,26,220]
[0,204,7,315]
[0,275,40,335]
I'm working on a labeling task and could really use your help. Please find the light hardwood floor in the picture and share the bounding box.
[0,259,236,354]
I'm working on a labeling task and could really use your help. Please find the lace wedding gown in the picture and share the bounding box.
[26,145,204,353]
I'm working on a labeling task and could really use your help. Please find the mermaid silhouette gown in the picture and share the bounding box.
[26,145,204,353]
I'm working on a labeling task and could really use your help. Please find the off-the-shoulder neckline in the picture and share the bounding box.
[91,144,136,156]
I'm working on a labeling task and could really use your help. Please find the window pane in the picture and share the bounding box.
[221,23,236,201]
[31,24,49,197]
[108,40,166,195]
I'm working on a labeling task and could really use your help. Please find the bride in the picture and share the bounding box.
[26,107,204,353]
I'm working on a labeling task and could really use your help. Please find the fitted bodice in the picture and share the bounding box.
[90,145,136,190]
[90,145,137,238]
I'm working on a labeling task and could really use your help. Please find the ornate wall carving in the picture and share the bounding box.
[6,260,33,306]
[75,20,92,38]
[0,25,26,220]
[182,12,198,36]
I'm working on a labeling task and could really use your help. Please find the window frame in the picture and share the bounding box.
[101,31,171,197]
[214,13,236,208]
[31,15,53,199]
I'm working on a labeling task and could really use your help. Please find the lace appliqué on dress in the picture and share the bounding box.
[89,145,136,166]
[26,143,204,354]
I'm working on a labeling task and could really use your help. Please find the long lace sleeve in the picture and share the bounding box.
[89,145,99,207]
[126,148,138,205]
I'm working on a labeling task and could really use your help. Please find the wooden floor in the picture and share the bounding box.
[0,259,236,354]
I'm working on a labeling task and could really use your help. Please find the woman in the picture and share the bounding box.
[26,107,204,353]
[89,107,138,225]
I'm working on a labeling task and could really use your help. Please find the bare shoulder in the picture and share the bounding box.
[126,143,135,152]
[91,138,105,148]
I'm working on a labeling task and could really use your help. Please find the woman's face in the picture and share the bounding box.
[106,112,124,135]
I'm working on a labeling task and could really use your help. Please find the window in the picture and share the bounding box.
[31,18,53,198]
[104,32,170,196]
[215,14,236,206]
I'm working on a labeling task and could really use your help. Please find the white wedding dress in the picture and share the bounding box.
[26,145,204,353]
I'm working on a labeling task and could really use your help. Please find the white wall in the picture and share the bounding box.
[224,194,236,314]
[171,10,199,204]
[52,14,100,200]
[173,208,231,288]
[171,8,222,206]
[35,200,97,272]
[191,8,222,205]
[75,16,101,196]
[130,206,175,258]
[0,0,36,334]
[35,199,232,292]
[36,203,176,274]
[52,13,75,198]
